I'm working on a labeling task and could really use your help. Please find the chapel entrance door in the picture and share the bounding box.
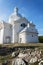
[20,38,22,43]
[6,36,11,43]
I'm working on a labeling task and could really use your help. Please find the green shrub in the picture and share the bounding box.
[38,36,43,43]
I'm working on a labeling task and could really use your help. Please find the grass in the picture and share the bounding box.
[0,54,12,63]
[1,43,43,48]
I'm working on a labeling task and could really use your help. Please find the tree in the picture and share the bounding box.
[38,36,43,43]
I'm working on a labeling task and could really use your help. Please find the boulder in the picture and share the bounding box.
[12,58,26,65]
[29,57,38,63]
[18,53,28,58]
[39,60,43,65]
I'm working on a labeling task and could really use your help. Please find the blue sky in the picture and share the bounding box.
[0,0,43,36]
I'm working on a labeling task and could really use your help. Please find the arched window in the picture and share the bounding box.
[21,23,27,27]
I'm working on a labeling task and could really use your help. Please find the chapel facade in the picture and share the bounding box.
[0,7,38,44]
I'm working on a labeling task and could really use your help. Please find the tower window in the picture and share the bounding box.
[21,23,27,27]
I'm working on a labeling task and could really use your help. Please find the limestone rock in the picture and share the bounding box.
[29,57,38,63]
[12,52,15,57]
[12,58,26,65]
[39,60,43,65]
[18,53,28,58]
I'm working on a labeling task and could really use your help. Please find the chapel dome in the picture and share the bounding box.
[9,7,22,23]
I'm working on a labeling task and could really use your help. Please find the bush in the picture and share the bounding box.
[38,36,43,43]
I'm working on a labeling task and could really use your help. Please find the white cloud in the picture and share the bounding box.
[20,7,26,12]
[0,15,8,22]
[19,7,27,17]
[38,29,43,32]
[0,16,5,20]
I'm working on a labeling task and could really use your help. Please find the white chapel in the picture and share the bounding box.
[0,7,39,44]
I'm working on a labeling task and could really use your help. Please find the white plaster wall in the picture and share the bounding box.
[12,19,28,43]
[0,28,4,44]
[25,33,38,43]
[19,32,38,43]
[12,24,18,43]
[27,24,38,33]
[3,23,12,43]
[19,32,26,43]
[12,23,24,43]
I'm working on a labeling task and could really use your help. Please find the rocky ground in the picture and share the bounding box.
[0,47,43,65]
[9,48,43,65]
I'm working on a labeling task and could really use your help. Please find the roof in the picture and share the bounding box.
[19,23,38,34]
